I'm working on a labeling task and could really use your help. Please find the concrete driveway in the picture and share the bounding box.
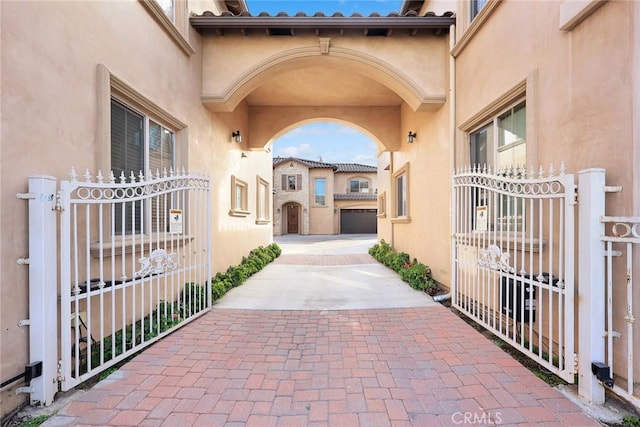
[214,235,437,310]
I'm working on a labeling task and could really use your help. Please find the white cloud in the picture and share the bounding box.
[276,143,313,158]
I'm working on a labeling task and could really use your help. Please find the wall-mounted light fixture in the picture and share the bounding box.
[241,152,247,158]
[232,130,242,144]
[407,131,417,144]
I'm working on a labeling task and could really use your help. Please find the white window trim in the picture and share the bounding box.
[391,162,411,224]
[230,175,250,217]
[139,0,195,56]
[256,175,270,224]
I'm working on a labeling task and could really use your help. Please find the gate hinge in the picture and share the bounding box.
[574,353,579,373]
[18,319,30,327]
[16,258,30,265]
[53,191,64,212]
[57,360,64,385]
[571,185,579,205]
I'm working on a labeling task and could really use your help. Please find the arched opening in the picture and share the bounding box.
[272,122,378,236]
[272,122,378,165]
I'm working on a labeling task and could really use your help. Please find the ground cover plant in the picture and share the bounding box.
[368,240,439,295]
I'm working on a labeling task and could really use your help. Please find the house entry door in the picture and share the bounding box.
[287,204,299,234]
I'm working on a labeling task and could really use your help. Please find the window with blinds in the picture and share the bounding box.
[111,98,175,234]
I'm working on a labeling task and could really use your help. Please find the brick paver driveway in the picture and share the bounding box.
[44,235,600,426]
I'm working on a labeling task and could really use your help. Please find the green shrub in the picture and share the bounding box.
[211,281,226,300]
[369,242,436,294]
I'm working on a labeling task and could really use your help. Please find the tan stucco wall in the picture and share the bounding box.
[377,102,452,286]
[0,0,270,415]
[201,34,449,113]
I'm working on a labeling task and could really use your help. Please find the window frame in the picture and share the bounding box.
[469,99,526,171]
[230,175,250,217]
[348,178,371,193]
[391,163,411,223]
[139,0,195,55]
[256,175,270,224]
[377,191,387,218]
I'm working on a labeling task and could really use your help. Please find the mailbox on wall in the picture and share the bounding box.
[501,275,537,323]
[500,273,559,324]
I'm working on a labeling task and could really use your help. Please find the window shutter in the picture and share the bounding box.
[282,175,287,190]
[296,174,302,190]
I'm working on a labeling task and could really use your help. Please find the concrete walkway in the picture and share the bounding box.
[41,235,602,426]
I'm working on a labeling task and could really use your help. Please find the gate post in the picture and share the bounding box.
[24,176,58,406]
[578,168,606,404]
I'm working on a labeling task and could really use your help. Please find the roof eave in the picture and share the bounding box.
[190,15,456,32]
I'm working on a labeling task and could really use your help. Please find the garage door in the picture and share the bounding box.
[340,209,377,234]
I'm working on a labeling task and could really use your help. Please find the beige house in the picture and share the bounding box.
[1,0,639,418]
[273,157,377,235]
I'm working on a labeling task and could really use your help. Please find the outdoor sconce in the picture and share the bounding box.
[241,152,247,158]
[276,208,281,213]
[232,130,242,144]
[407,131,417,144]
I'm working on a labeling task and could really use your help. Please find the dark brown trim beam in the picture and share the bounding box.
[190,15,456,33]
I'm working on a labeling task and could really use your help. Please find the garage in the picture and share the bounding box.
[340,209,377,234]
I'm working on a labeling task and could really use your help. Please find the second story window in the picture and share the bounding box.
[314,178,326,206]
[471,0,487,20]
[282,174,302,191]
[349,179,370,193]
[156,0,175,22]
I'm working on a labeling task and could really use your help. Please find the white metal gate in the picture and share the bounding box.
[21,169,211,404]
[451,165,576,382]
[601,216,640,406]
[58,168,211,391]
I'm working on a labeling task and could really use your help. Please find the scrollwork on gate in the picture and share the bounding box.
[477,244,515,274]
[136,249,179,277]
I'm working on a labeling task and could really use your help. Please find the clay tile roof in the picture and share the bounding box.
[333,163,377,173]
[334,193,378,201]
[273,158,377,173]
[190,10,456,36]
[273,157,337,170]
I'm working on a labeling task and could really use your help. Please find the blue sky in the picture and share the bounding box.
[273,123,379,165]
[247,1,403,166]
[246,1,403,16]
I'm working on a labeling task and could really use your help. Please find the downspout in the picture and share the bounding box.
[436,22,457,304]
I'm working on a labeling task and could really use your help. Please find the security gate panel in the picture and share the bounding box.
[452,165,576,382]
[58,169,211,391]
